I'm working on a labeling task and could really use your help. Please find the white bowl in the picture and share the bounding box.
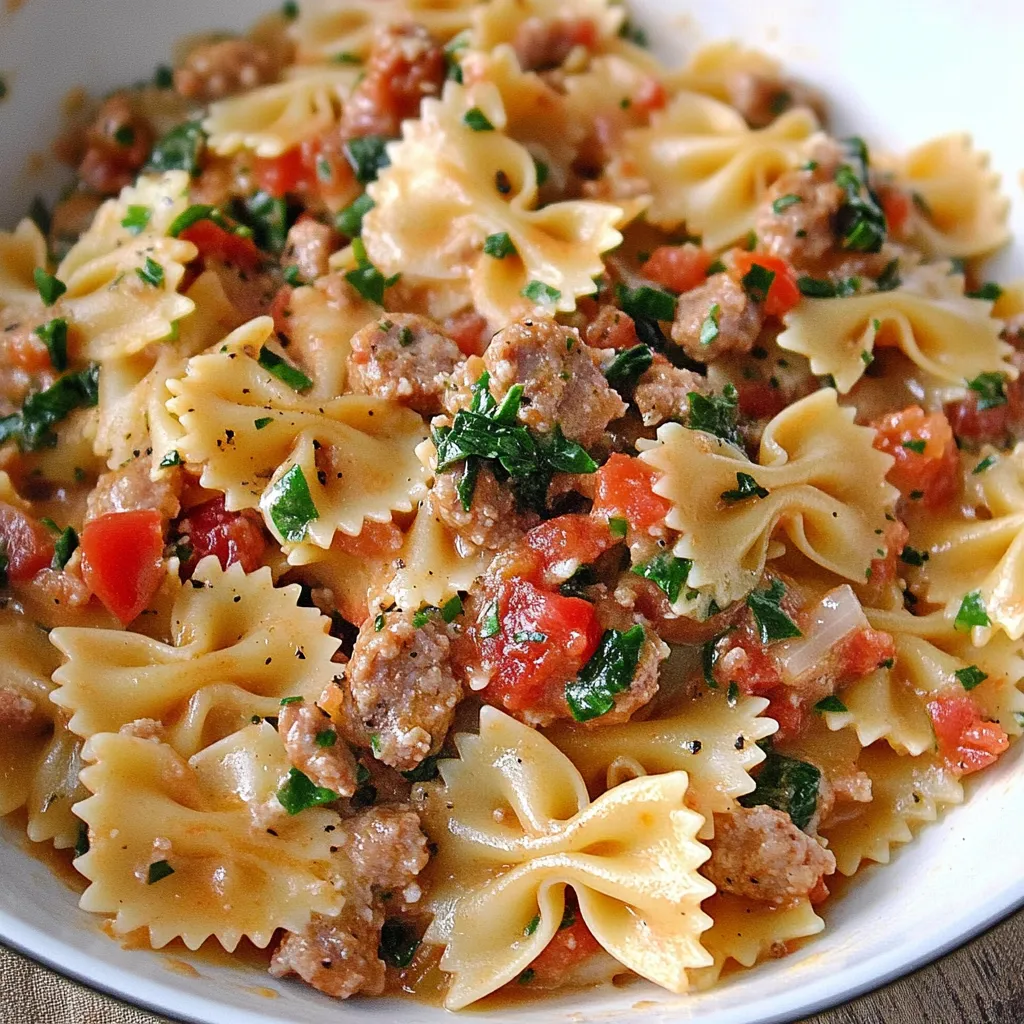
[2,2,1023,1021]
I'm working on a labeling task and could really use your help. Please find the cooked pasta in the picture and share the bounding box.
[0,0,1020,1010]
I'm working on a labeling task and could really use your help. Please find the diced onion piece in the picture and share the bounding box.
[776,585,869,684]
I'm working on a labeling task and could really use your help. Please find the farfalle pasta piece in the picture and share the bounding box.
[289,0,475,63]
[419,706,714,1008]
[74,725,344,950]
[778,263,1013,393]
[166,317,429,548]
[665,42,781,103]
[623,90,820,248]
[0,218,48,309]
[638,389,898,609]
[203,67,358,158]
[890,134,1010,259]
[689,894,824,990]
[545,682,778,839]
[361,79,629,326]
[50,557,339,756]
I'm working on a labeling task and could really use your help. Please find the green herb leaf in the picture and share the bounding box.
[254,416,274,430]
[277,767,338,815]
[685,384,740,446]
[262,465,319,542]
[833,138,887,253]
[401,753,441,782]
[706,259,727,276]
[632,553,691,605]
[121,205,151,235]
[344,135,391,184]
[313,729,337,748]
[159,450,181,467]
[566,624,646,722]
[411,605,437,628]
[523,914,540,937]
[973,454,997,474]
[74,822,89,859]
[533,157,549,186]
[0,364,100,451]
[521,279,561,304]
[147,860,175,884]
[608,516,628,539]
[699,302,721,347]
[379,917,421,967]
[479,599,501,638]
[901,439,927,455]
[34,318,68,371]
[616,284,677,323]
[814,695,848,714]
[954,591,990,632]
[136,257,164,287]
[899,546,929,567]
[721,471,768,503]
[796,276,838,298]
[258,345,313,391]
[559,565,597,600]
[966,282,1003,302]
[876,259,902,292]
[967,372,1008,411]
[52,526,79,570]
[772,194,803,214]
[518,968,536,986]
[237,190,291,253]
[440,593,463,623]
[462,107,495,131]
[146,120,206,176]
[483,231,516,258]
[281,0,299,20]
[741,263,776,304]
[739,749,821,830]
[34,268,66,306]
[335,193,375,237]
[604,344,653,391]
[746,578,802,644]
[955,665,988,691]
[346,237,398,305]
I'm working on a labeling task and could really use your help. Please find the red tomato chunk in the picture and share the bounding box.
[872,405,958,508]
[927,695,1009,776]
[0,502,54,583]
[177,496,267,576]
[592,454,670,534]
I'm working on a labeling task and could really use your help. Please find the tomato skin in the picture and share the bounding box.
[642,244,712,294]
[179,220,263,273]
[481,579,601,716]
[737,380,788,421]
[872,405,959,508]
[592,454,671,534]
[81,509,165,625]
[927,694,1009,776]
[528,910,602,984]
[835,627,896,679]
[0,503,54,583]
[879,185,912,237]
[443,310,491,357]
[731,251,801,317]
[252,146,313,198]
[177,497,267,576]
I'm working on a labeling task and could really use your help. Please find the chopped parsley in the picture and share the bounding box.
[899,546,930,567]
[955,665,988,691]
[261,465,319,542]
[335,193,375,237]
[616,284,677,323]
[720,471,769,503]
[706,259,727,276]
[147,860,175,884]
[739,745,821,830]
[518,969,536,986]
[901,439,927,455]
[966,282,1003,302]
[746,578,802,644]
[121,205,151,235]
[344,135,391,184]
[283,265,304,287]
[0,365,100,451]
[401,754,441,783]
[632,553,691,605]
[34,318,68,371]
[521,279,561,305]
[685,384,740,447]
[954,591,990,632]
[973,454,998,474]
[559,565,597,599]
[254,416,274,431]
[277,767,338,815]
[796,276,860,298]
[411,605,436,628]
[146,120,206,176]
[523,914,540,937]
[159,450,181,467]
[346,237,399,305]
[833,137,887,253]
[279,695,304,706]
[699,303,721,346]
[34,268,66,306]
[608,516,628,539]
[379,918,421,968]
[533,157,549,187]
[483,231,516,259]
[565,624,645,723]
[314,729,337,748]
[604,344,653,391]
[136,257,164,287]
[237,190,291,253]
[772,194,803,214]
[440,593,463,623]
[74,823,89,859]
[967,372,1008,411]
[52,526,79,570]
[479,599,501,638]
[462,107,495,132]
[814,695,848,714]
[281,0,299,20]
[258,345,313,391]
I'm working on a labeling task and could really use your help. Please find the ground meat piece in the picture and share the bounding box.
[48,192,103,264]
[339,24,445,140]
[77,94,154,196]
[283,217,336,284]
[344,609,463,771]
[583,305,640,351]
[118,718,165,741]
[633,357,705,426]
[270,805,428,998]
[671,274,764,362]
[430,468,531,555]
[482,318,627,447]
[705,805,836,906]
[347,314,463,416]
[173,38,276,102]
[0,687,48,734]
[279,700,358,797]
[513,16,598,72]
[85,454,182,523]
[726,72,827,130]
[755,142,893,282]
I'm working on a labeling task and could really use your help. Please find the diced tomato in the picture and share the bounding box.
[179,220,263,273]
[1,328,52,374]
[872,405,959,508]
[527,905,601,985]
[762,686,806,740]
[81,509,165,625]
[333,519,404,560]
[0,503,55,583]
[879,185,912,237]
[524,514,618,584]
[176,496,267,576]
[559,17,599,50]
[592,454,671,534]
[866,519,909,593]
[737,380,788,421]
[633,76,667,113]
[731,251,801,318]
[443,310,491,357]
[584,305,639,351]
[927,694,1009,776]
[252,146,316,199]
[835,627,896,681]
[269,285,294,339]
[642,244,712,294]
[480,579,601,716]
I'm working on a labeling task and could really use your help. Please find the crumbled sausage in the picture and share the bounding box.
[343,608,463,771]
[755,142,893,281]
[430,467,532,555]
[482,318,627,446]
[174,38,276,102]
[512,16,598,72]
[283,217,336,284]
[340,24,445,140]
[726,72,827,130]
[633,357,705,426]
[270,805,429,998]
[347,314,463,416]
[0,687,48,735]
[279,700,358,797]
[77,94,154,197]
[670,274,763,362]
[118,718,166,742]
[85,454,183,523]
[704,805,836,905]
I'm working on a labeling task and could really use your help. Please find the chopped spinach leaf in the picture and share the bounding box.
[685,384,740,446]
[899,546,929,567]
[814,695,848,714]
[314,729,337,748]
[746,578,802,644]
[604,344,653,391]
[740,262,776,304]
[0,365,100,451]
[565,624,645,722]
[739,749,821,830]
[966,282,1003,302]
[34,268,66,306]
[261,465,319,543]
[955,665,988,691]
[346,237,399,305]
[699,302,721,347]
[833,137,887,253]
[720,471,768,503]
[335,193,375,237]
[277,767,338,815]
[632,553,691,605]
[52,526,79,570]
[483,231,516,258]
[876,258,902,292]
[344,134,391,184]
[146,120,206,176]
[462,107,495,132]
[34,318,68,371]
[616,284,677,323]
[440,593,463,623]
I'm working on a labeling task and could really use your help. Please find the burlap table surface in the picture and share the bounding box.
[4,906,1024,1024]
